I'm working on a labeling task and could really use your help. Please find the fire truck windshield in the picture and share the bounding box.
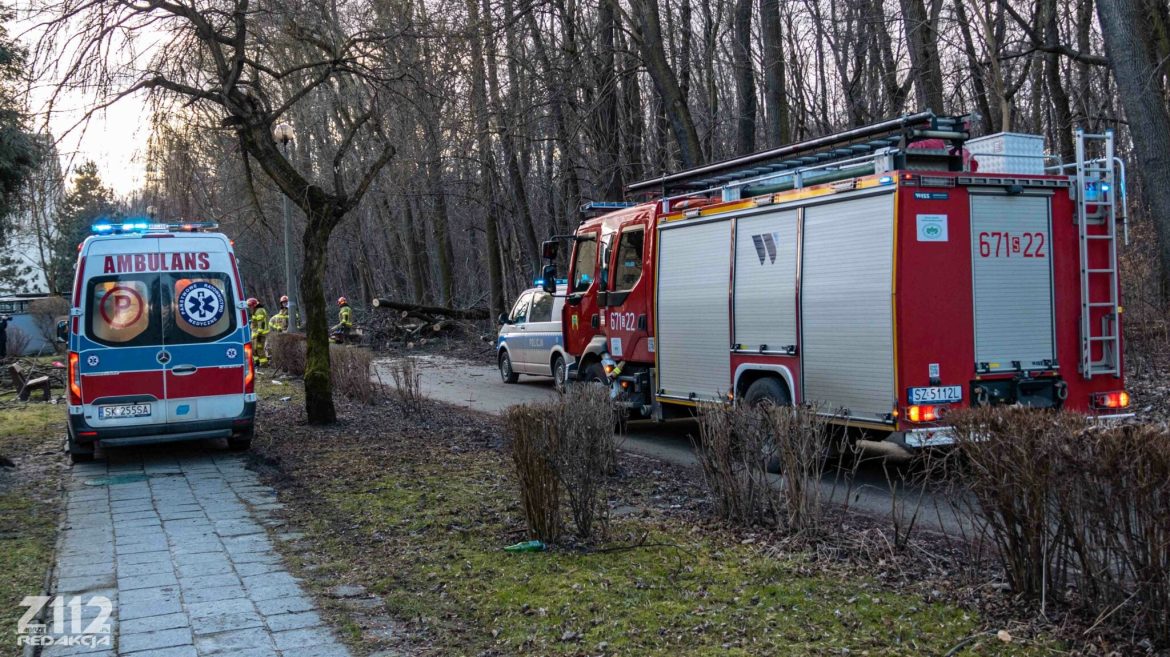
[570,236,598,293]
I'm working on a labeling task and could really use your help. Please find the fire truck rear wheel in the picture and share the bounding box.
[499,351,520,384]
[743,377,791,473]
[584,362,608,385]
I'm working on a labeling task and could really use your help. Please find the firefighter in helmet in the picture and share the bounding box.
[269,295,290,333]
[330,296,353,343]
[247,298,270,365]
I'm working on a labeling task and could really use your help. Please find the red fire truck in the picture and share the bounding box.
[544,112,1130,452]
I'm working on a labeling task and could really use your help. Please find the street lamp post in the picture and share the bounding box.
[273,122,299,330]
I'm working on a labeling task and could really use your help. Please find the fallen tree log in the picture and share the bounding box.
[371,299,490,320]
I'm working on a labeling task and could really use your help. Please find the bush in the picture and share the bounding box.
[329,345,378,404]
[27,296,69,352]
[694,401,834,534]
[267,332,306,376]
[951,407,1170,645]
[5,326,31,358]
[385,357,423,412]
[505,386,618,543]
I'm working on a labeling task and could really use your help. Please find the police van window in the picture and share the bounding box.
[529,291,554,322]
[611,228,645,292]
[510,292,532,324]
[162,274,237,344]
[86,276,161,347]
[570,236,598,293]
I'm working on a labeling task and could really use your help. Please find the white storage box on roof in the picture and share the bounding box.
[966,132,1047,175]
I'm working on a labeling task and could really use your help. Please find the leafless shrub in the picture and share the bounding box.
[385,357,423,412]
[27,296,69,352]
[552,384,616,540]
[504,387,618,544]
[694,402,777,526]
[952,407,1170,646]
[328,345,378,404]
[5,326,31,358]
[764,404,835,536]
[505,405,562,543]
[267,332,307,376]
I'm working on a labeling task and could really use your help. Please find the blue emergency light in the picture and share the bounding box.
[878,176,894,185]
[533,278,569,287]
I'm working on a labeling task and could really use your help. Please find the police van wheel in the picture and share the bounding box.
[743,378,791,474]
[499,351,519,384]
[552,355,567,393]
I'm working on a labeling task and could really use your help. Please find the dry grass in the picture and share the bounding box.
[385,357,423,412]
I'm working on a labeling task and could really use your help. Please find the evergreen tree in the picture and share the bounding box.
[47,161,115,293]
[0,8,37,236]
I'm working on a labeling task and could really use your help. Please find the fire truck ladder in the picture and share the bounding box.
[1072,128,1121,378]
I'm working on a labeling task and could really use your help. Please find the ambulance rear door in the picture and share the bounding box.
[160,236,248,425]
[80,238,168,430]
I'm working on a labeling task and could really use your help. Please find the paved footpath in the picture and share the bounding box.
[45,445,352,657]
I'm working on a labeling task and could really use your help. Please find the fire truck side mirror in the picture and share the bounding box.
[541,265,557,294]
[541,240,559,261]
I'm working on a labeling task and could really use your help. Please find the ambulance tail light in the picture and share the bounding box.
[68,352,82,405]
[905,404,947,423]
[1092,391,1129,410]
[244,344,255,393]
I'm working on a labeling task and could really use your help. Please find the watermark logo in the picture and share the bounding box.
[16,595,112,648]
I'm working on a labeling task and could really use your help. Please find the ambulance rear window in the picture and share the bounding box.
[86,275,161,347]
[163,273,236,343]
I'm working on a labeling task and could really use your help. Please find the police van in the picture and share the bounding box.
[63,221,257,463]
[497,283,574,392]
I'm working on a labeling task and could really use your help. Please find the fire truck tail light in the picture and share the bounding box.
[68,352,82,405]
[244,344,255,392]
[1093,391,1129,409]
[906,404,945,423]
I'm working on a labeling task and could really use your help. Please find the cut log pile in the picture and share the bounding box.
[365,300,490,348]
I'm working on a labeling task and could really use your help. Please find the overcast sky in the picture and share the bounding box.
[13,4,152,197]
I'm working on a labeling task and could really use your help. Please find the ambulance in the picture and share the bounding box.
[63,221,257,463]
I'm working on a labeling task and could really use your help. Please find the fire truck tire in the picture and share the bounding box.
[583,362,608,385]
[499,351,520,383]
[743,377,792,408]
[552,354,568,393]
[743,377,791,473]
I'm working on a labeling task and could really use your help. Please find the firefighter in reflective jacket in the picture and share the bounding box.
[247,298,270,365]
[330,297,353,343]
[269,295,290,333]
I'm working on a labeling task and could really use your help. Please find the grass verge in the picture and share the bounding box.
[249,379,1056,657]
[0,401,66,657]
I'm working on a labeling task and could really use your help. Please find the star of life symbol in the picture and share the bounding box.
[226,347,238,359]
[178,282,226,328]
[86,355,99,367]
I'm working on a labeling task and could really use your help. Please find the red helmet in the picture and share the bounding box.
[279,295,289,304]
[246,298,259,309]
[337,296,348,306]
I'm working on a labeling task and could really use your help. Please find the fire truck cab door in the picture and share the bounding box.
[970,193,1055,372]
[603,223,650,362]
[564,228,601,359]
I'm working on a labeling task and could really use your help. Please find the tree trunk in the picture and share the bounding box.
[759,0,790,147]
[732,0,757,154]
[629,0,704,168]
[1041,0,1075,161]
[1098,0,1170,300]
[899,0,946,112]
[300,210,337,425]
[954,0,995,134]
[594,0,624,200]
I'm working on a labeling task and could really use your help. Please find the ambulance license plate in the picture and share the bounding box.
[98,404,152,419]
[908,386,963,404]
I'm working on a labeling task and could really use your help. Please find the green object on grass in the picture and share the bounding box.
[504,540,546,553]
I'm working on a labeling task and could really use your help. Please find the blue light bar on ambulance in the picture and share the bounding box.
[878,176,894,185]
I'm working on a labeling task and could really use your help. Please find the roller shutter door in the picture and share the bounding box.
[733,209,798,352]
[801,194,895,420]
[656,220,731,401]
[970,194,1055,371]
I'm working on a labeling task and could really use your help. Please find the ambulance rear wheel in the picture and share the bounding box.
[499,351,519,384]
[67,433,95,464]
[228,430,253,452]
[743,377,791,473]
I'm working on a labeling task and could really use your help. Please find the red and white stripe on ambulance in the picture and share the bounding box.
[70,234,253,428]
